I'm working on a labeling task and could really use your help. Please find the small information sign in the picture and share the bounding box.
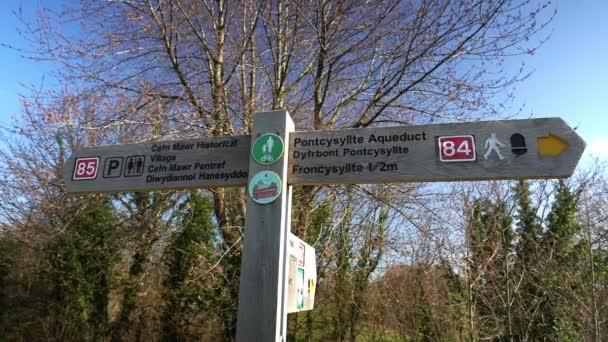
[248,171,282,204]
[438,135,476,162]
[73,157,99,180]
[287,233,316,313]
[252,133,284,165]
[288,118,585,184]
[62,136,250,192]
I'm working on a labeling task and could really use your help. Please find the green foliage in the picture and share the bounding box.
[511,180,545,340]
[161,191,216,341]
[306,199,333,251]
[0,236,24,337]
[38,198,119,340]
[0,237,17,306]
[537,181,585,340]
[164,191,215,289]
[468,199,513,273]
[514,180,543,265]
[437,259,468,340]
[544,181,582,261]
[1,180,605,341]
[410,266,434,340]
[466,198,514,340]
[111,191,171,341]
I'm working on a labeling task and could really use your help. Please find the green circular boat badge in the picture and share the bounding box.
[252,133,284,165]
[248,171,282,204]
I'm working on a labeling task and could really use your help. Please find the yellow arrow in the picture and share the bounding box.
[537,133,569,157]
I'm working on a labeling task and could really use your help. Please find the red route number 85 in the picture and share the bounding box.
[73,157,99,180]
[438,135,476,162]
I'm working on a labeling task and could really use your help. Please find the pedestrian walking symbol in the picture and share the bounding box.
[125,155,145,177]
[252,133,284,165]
[483,133,506,160]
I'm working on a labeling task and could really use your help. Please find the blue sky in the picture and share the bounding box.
[0,1,606,164]
[0,1,58,125]
[508,1,608,163]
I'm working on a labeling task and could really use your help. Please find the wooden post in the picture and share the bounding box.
[236,110,294,341]
[59,113,587,340]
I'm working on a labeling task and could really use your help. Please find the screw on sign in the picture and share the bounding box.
[438,135,476,162]
[73,157,99,180]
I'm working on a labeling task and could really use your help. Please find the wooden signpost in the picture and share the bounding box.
[61,111,585,341]
[288,117,586,185]
[62,117,585,193]
[61,136,250,192]
[236,111,294,341]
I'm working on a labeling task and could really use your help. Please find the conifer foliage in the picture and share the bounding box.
[161,191,216,341]
[538,181,586,340]
[466,199,514,339]
[37,198,118,340]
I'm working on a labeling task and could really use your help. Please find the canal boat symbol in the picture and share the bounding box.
[252,182,279,200]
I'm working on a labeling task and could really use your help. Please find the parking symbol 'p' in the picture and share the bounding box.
[103,157,123,178]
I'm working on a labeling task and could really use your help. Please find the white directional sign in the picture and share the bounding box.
[63,118,585,192]
[62,136,250,192]
[288,117,585,185]
[62,118,585,192]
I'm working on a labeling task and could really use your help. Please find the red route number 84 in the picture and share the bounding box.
[73,157,99,180]
[438,135,476,162]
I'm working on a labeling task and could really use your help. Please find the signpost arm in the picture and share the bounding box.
[236,110,294,342]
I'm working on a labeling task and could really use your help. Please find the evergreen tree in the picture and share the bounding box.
[0,236,25,338]
[466,199,513,340]
[38,198,119,340]
[111,191,171,341]
[0,237,16,318]
[438,259,468,341]
[514,180,543,267]
[161,191,216,341]
[539,181,585,340]
[512,180,544,340]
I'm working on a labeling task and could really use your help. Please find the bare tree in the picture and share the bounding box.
[2,0,555,339]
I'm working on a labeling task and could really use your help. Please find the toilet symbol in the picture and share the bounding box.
[136,157,143,173]
[483,133,505,160]
[510,133,527,157]
[125,155,145,177]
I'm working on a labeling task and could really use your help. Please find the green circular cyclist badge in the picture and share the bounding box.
[252,133,284,165]
[248,171,282,204]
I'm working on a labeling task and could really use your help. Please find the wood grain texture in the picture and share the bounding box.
[61,117,586,193]
[288,117,586,185]
[236,111,295,342]
[61,136,250,192]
